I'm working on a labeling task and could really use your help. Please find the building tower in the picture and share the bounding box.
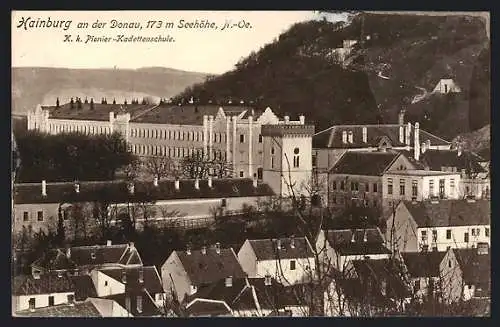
[261,122,315,197]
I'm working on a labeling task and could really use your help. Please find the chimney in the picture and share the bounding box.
[284,116,290,124]
[215,242,221,254]
[348,131,353,144]
[138,269,144,283]
[41,180,47,197]
[201,245,207,255]
[129,242,135,249]
[66,247,71,259]
[406,122,411,146]
[153,176,158,187]
[175,179,180,190]
[421,142,427,154]
[276,239,282,250]
[351,232,356,243]
[57,271,63,278]
[127,182,135,195]
[264,274,272,286]
[194,178,200,190]
[362,127,367,143]
[225,276,233,288]
[106,240,112,246]
[33,270,41,280]
[457,146,463,157]
[342,131,347,144]
[363,230,368,242]
[414,122,420,161]
[398,109,405,125]
[186,244,191,255]
[74,182,80,194]
[109,111,114,122]
[299,115,305,124]
[399,125,404,143]
[208,176,213,188]
[253,177,258,188]
[122,270,127,284]
[290,235,295,249]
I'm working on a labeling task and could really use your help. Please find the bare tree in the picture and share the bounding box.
[144,156,177,180]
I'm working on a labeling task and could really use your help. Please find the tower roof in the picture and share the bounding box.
[261,124,315,137]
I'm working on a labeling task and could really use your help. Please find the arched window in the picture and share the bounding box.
[293,147,300,168]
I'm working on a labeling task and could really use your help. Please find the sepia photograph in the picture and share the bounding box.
[11,10,490,317]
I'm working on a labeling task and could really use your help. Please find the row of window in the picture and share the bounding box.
[332,181,379,193]
[387,178,456,197]
[132,145,228,160]
[28,294,75,310]
[130,128,265,145]
[49,124,110,135]
[22,211,46,222]
[421,227,490,243]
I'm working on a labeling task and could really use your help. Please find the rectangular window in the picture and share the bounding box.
[464,232,469,243]
[439,179,445,199]
[412,180,418,197]
[365,183,370,192]
[240,134,245,143]
[271,157,274,169]
[432,230,437,242]
[48,296,54,306]
[293,156,300,168]
[340,181,345,191]
[373,183,378,193]
[239,171,244,178]
[446,229,452,239]
[485,228,490,237]
[29,298,35,310]
[421,230,427,242]
[258,134,262,143]
[67,294,75,304]
[290,260,296,270]
[429,180,434,197]
[136,295,143,313]
[388,178,393,195]
[400,179,405,196]
[257,168,263,180]
[23,212,29,222]
[332,181,337,190]
[37,211,43,221]
[312,155,317,167]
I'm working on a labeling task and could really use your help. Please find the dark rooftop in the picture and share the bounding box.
[13,274,74,295]
[99,266,163,294]
[453,248,491,287]
[131,104,251,125]
[172,246,246,286]
[419,149,487,173]
[313,124,450,149]
[322,228,391,256]
[402,199,491,227]
[104,291,162,317]
[70,275,98,301]
[42,102,156,121]
[401,251,446,277]
[329,151,401,176]
[246,237,314,261]
[14,301,102,317]
[14,178,275,204]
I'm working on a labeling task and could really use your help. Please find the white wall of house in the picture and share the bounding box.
[161,251,192,302]
[237,240,258,277]
[89,297,131,317]
[417,225,490,252]
[386,204,420,253]
[90,270,126,297]
[255,257,314,285]
[14,292,74,312]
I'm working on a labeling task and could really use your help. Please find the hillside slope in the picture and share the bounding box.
[173,13,489,137]
[12,67,208,115]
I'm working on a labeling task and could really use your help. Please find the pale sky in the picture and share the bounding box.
[12,11,343,74]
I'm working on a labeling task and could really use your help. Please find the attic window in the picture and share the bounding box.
[91,252,96,260]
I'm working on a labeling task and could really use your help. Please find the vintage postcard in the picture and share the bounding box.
[11,10,490,317]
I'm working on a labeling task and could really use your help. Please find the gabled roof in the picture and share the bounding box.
[186,299,232,317]
[13,274,74,295]
[453,248,491,286]
[402,199,491,227]
[418,150,487,173]
[173,246,246,286]
[99,266,163,294]
[322,228,390,256]
[70,275,98,301]
[14,300,102,317]
[31,243,140,271]
[313,124,450,149]
[329,151,401,176]
[14,178,275,204]
[131,104,251,125]
[246,237,314,261]
[104,291,161,317]
[42,102,156,121]
[401,251,446,277]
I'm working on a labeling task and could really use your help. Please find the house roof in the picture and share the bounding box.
[185,299,232,317]
[403,199,491,228]
[13,274,75,295]
[313,124,450,149]
[453,248,491,286]
[70,275,98,301]
[98,266,163,294]
[31,243,141,271]
[329,151,401,176]
[131,104,251,125]
[322,228,391,256]
[14,178,275,204]
[42,102,156,121]
[246,237,314,261]
[173,246,246,286]
[104,291,162,317]
[418,150,487,173]
[401,251,446,277]
[14,301,102,317]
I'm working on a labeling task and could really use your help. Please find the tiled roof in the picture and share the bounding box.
[31,243,140,271]
[418,150,487,173]
[329,151,401,176]
[313,124,450,149]
[99,266,163,294]
[13,274,74,295]
[42,102,157,121]
[403,199,491,227]
[14,301,102,317]
[186,299,232,317]
[453,248,491,287]
[14,178,275,204]
[131,104,251,125]
[70,275,98,301]
[246,237,314,261]
[401,251,446,277]
[322,228,391,256]
[104,291,161,317]
[174,246,246,286]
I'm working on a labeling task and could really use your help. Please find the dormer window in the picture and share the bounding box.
[91,252,96,260]
[138,269,144,283]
